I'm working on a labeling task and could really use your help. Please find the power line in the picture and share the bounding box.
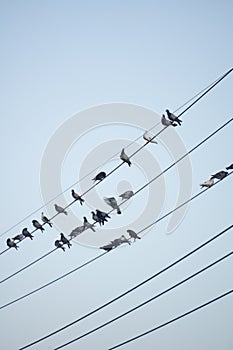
[17,223,233,349]
[1,67,232,239]
[50,251,233,349]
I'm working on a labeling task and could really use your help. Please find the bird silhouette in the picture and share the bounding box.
[104,197,121,214]
[54,204,68,215]
[210,171,228,180]
[100,242,114,251]
[83,217,96,232]
[127,229,141,242]
[55,240,65,251]
[22,228,34,240]
[120,148,131,166]
[13,234,24,241]
[119,190,134,200]
[92,171,106,182]
[96,209,111,225]
[60,233,72,248]
[166,109,182,126]
[41,212,53,227]
[7,238,19,250]
[32,220,45,232]
[69,225,85,238]
[161,114,177,127]
[71,190,85,205]
[226,164,233,170]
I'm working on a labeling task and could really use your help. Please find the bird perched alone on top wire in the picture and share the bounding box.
[83,216,96,232]
[119,190,134,200]
[32,220,45,232]
[210,171,228,180]
[166,109,182,126]
[127,229,141,242]
[120,148,131,166]
[161,114,177,127]
[226,164,233,170]
[143,131,158,144]
[55,240,65,251]
[92,171,106,182]
[7,238,19,250]
[54,204,68,216]
[41,212,53,227]
[60,233,72,248]
[200,178,214,188]
[71,189,85,205]
[22,228,34,240]
[104,197,121,214]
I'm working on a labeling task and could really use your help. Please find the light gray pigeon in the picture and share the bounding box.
[210,171,228,180]
[127,229,141,242]
[226,164,233,170]
[41,212,53,227]
[166,109,182,126]
[71,189,85,205]
[143,131,158,144]
[92,171,106,182]
[83,216,96,232]
[32,220,45,232]
[55,240,65,251]
[104,197,121,214]
[54,204,68,215]
[120,235,131,245]
[7,238,19,250]
[60,233,72,248]
[119,190,134,201]
[120,148,131,166]
[13,234,24,242]
[161,114,177,127]
[200,179,214,188]
[22,228,34,240]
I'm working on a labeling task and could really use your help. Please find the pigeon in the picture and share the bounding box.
[83,216,96,232]
[166,109,182,126]
[127,229,141,242]
[226,164,233,170]
[120,235,131,245]
[92,171,106,182]
[54,204,68,216]
[69,225,85,238]
[210,171,228,180]
[71,190,85,205]
[7,238,19,250]
[119,190,134,201]
[55,240,65,251]
[100,242,114,252]
[110,238,123,247]
[13,234,24,242]
[143,131,158,144]
[60,233,72,248]
[41,212,53,227]
[96,209,111,226]
[22,228,34,240]
[161,114,177,127]
[32,220,45,232]
[200,178,214,188]
[104,197,121,214]
[120,148,131,166]
[91,211,101,225]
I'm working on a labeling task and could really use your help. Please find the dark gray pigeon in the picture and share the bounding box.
[127,229,141,242]
[69,225,85,238]
[92,171,106,182]
[119,190,134,200]
[96,209,111,226]
[226,164,233,170]
[100,242,114,252]
[41,212,53,227]
[22,228,34,240]
[7,238,19,250]
[166,109,182,126]
[210,171,228,180]
[161,114,177,127]
[54,204,68,215]
[91,211,100,225]
[60,233,72,248]
[55,240,65,251]
[71,189,85,205]
[32,220,45,232]
[83,216,96,232]
[120,148,131,166]
[104,197,121,214]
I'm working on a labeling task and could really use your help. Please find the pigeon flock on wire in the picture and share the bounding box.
[5,111,233,252]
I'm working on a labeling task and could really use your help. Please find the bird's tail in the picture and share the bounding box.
[49,223,53,227]
[117,208,121,214]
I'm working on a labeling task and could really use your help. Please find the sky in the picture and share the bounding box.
[0,0,233,349]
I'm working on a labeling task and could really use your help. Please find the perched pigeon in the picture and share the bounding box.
[69,225,85,238]
[120,235,131,245]
[127,229,141,242]
[54,204,68,216]
[22,228,34,240]
[41,212,53,227]
[166,109,182,126]
[7,238,19,250]
[60,233,72,248]
[32,220,45,232]
[210,171,228,180]
[55,240,65,251]
[161,114,177,127]
[13,234,24,242]
[92,171,106,182]
[120,148,131,166]
[143,131,158,144]
[91,211,101,225]
[83,216,96,232]
[226,164,233,170]
[200,179,214,188]
[111,238,123,247]
[100,242,114,252]
[71,190,85,205]
[104,197,121,214]
[96,209,111,226]
[119,190,134,201]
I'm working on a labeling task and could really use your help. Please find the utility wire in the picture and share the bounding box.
[1,67,232,239]
[17,223,233,349]
[50,251,233,349]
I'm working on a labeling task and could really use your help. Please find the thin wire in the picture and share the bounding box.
[17,223,233,349]
[108,290,233,350]
[1,67,232,238]
[51,251,233,349]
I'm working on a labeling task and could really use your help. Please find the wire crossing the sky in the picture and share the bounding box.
[17,223,233,349]
[1,67,232,239]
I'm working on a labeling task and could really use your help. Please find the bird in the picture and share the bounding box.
[7,238,19,250]
[110,238,123,247]
[22,228,34,240]
[104,197,121,214]
[127,229,141,242]
[71,189,85,205]
[210,171,228,180]
[54,204,68,215]
[161,114,177,127]
[69,225,85,238]
[55,240,65,251]
[119,190,134,200]
[60,233,72,248]
[120,148,131,166]
[226,164,233,170]
[100,242,114,252]
[92,171,106,182]
[96,209,111,226]
[13,234,24,242]
[143,131,158,144]
[91,211,101,224]
[200,179,214,188]
[32,220,45,232]
[83,216,96,232]
[120,235,131,245]
[41,212,53,227]
[166,109,182,126]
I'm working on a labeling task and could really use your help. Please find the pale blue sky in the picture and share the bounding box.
[0,1,233,349]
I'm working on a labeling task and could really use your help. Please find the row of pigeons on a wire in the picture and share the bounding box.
[5,110,233,252]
